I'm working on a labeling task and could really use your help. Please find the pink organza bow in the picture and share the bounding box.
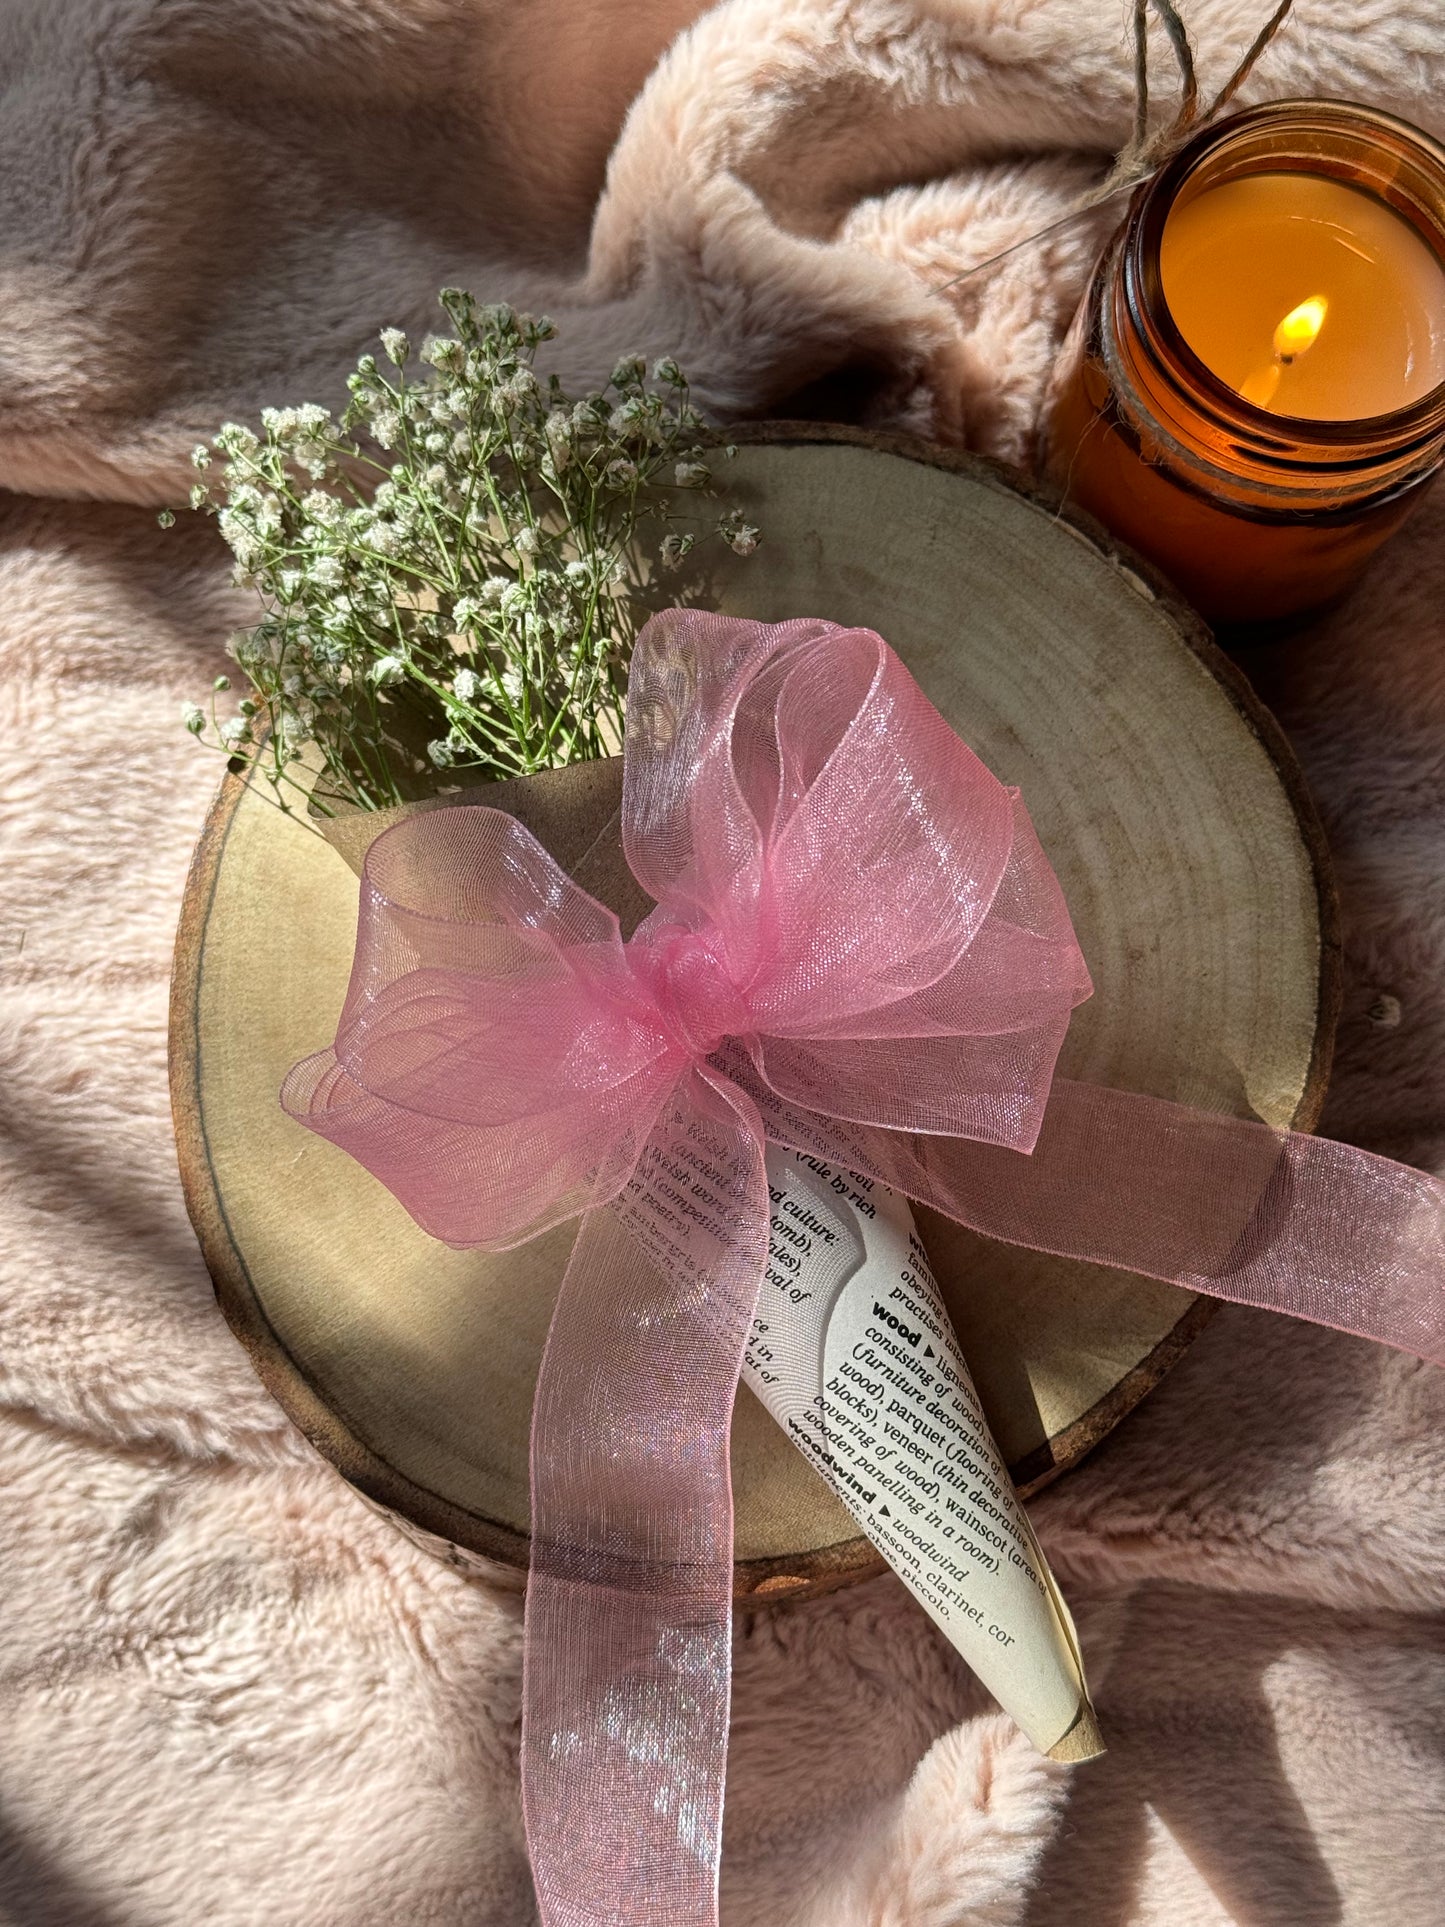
[284,611,1444,1927]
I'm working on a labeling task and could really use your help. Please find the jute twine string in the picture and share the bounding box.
[930,0,1296,297]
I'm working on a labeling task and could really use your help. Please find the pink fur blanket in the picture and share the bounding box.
[2,2,1443,1921]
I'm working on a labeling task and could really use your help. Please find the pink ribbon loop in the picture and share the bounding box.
[283,610,1444,1927]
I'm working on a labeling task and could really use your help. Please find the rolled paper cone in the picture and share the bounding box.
[745,1146,1103,1763]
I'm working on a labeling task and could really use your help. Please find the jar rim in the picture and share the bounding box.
[1128,98,1445,449]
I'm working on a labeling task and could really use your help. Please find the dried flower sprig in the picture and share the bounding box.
[177,290,760,812]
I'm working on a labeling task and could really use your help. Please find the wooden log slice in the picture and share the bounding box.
[169,425,1338,1603]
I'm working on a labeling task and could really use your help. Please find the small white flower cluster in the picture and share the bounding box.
[172,290,759,812]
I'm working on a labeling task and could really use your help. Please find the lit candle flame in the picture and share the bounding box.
[1273,295,1328,363]
[1239,294,1329,409]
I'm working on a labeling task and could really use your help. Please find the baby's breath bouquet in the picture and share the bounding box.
[178,289,759,813]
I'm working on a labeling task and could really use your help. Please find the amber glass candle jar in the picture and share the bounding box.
[1043,101,1445,624]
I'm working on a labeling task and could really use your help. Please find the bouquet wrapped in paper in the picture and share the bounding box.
[281,607,1442,1925]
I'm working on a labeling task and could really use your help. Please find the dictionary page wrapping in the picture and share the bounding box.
[743,1145,1102,1762]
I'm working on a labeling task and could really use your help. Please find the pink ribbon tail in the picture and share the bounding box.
[742,1070,1445,1366]
[523,1067,767,1927]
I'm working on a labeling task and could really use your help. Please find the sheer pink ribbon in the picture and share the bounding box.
[283,611,1444,1927]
